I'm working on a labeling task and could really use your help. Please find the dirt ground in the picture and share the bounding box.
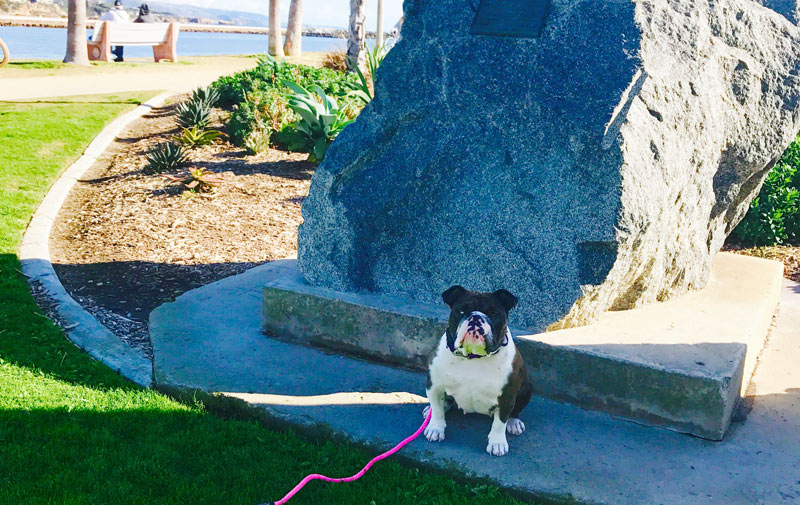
[50,95,315,356]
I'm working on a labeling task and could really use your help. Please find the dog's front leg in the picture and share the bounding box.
[424,386,447,442]
[486,408,509,456]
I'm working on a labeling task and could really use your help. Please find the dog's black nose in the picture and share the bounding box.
[467,314,485,334]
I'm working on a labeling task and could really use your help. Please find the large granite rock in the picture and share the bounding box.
[299,0,800,331]
[761,0,800,23]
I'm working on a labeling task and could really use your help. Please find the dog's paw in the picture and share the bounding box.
[424,420,446,442]
[486,435,509,457]
[506,418,525,436]
[422,405,431,418]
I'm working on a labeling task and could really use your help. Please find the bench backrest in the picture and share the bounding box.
[93,22,174,45]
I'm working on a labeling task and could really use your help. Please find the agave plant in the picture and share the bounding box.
[163,166,224,193]
[275,80,354,162]
[191,86,221,109]
[175,99,212,130]
[347,42,389,105]
[143,142,190,174]
[174,126,224,148]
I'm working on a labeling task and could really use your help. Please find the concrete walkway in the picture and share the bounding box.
[150,261,800,505]
[1,56,258,100]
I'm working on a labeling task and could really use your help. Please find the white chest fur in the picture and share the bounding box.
[428,333,516,416]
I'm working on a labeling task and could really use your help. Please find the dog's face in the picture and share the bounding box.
[441,285,518,358]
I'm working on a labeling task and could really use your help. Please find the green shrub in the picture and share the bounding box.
[211,55,359,109]
[733,136,800,246]
[226,92,297,147]
[143,142,190,174]
[274,81,354,162]
[227,101,260,146]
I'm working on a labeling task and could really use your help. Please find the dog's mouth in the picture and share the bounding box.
[451,312,493,359]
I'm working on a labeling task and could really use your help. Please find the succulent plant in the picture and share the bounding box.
[163,166,223,193]
[174,126,224,149]
[244,127,272,155]
[143,142,190,174]
[191,86,221,109]
[175,99,212,130]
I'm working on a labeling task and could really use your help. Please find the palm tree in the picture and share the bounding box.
[0,37,9,68]
[376,0,383,47]
[269,0,284,57]
[64,0,90,65]
[346,0,366,73]
[284,0,302,57]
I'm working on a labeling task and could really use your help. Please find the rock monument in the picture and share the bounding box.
[299,0,800,332]
[760,0,800,23]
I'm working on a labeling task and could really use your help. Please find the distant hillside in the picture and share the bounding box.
[39,0,269,26]
[141,1,268,26]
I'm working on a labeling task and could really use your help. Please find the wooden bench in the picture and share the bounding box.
[88,21,180,62]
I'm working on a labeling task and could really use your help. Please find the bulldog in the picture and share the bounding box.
[423,285,533,456]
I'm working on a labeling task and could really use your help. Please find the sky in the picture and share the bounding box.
[162,0,404,29]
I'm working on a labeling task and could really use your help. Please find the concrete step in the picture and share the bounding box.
[261,253,782,440]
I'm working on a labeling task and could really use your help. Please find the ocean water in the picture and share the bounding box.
[0,25,346,60]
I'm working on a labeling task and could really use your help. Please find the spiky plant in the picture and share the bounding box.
[175,99,212,130]
[143,142,190,174]
[163,166,224,193]
[191,86,221,109]
[174,126,224,149]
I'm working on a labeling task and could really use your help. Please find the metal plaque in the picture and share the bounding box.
[470,0,551,38]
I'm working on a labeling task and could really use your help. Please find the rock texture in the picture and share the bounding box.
[760,0,800,23]
[299,0,800,330]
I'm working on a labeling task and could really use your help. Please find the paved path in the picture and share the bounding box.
[0,56,258,100]
[150,262,800,505]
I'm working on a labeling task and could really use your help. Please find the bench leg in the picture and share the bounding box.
[153,22,179,62]
[87,42,111,62]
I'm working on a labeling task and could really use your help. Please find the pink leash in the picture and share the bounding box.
[259,410,432,505]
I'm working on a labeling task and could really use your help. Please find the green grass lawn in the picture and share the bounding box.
[0,94,540,505]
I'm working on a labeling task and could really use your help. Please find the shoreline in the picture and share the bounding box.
[0,15,388,39]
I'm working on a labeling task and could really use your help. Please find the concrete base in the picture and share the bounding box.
[150,265,800,505]
[262,253,783,440]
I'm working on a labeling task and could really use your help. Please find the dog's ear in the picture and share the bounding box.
[442,285,467,308]
[492,289,518,312]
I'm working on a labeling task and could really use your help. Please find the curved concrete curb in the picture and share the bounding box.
[19,92,173,387]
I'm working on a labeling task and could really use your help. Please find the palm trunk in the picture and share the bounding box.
[346,0,367,73]
[376,0,384,47]
[284,0,302,57]
[269,0,284,57]
[64,0,89,65]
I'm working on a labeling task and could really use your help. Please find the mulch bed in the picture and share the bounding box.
[48,94,800,359]
[50,95,315,357]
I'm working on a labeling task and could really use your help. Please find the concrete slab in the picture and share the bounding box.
[150,266,800,505]
[261,254,783,439]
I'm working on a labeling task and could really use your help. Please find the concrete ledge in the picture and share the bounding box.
[262,253,783,440]
[19,92,173,387]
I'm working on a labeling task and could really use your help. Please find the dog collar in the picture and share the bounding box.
[449,328,511,359]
